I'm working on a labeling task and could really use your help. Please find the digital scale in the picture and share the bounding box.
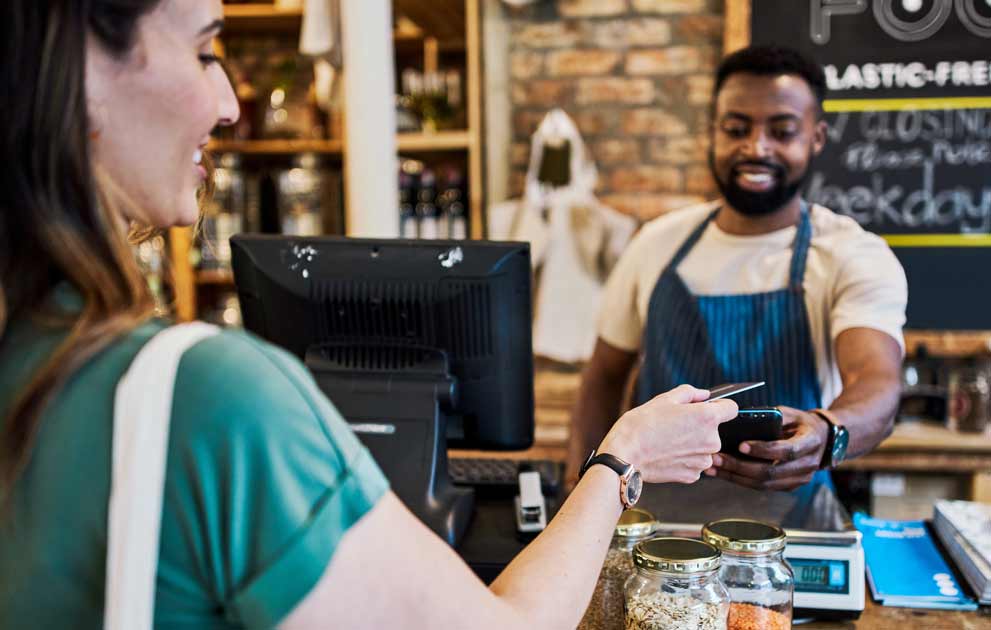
[639,477,865,621]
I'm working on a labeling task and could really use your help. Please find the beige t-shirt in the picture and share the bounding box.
[598,201,908,407]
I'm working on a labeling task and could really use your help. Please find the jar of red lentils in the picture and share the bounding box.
[702,519,793,630]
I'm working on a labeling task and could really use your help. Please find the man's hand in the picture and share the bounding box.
[598,384,738,485]
[706,406,830,491]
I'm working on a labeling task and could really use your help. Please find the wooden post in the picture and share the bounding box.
[971,472,991,504]
[482,0,511,207]
[424,37,439,76]
[466,0,485,239]
[340,0,399,237]
[168,227,196,322]
[723,0,752,53]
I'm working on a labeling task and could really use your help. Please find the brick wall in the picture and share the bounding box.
[506,0,724,221]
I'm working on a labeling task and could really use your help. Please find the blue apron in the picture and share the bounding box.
[637,202,831,500]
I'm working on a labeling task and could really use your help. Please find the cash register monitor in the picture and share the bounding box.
[230,234,534,546]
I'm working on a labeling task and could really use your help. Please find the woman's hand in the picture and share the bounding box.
[281,383,737,630]
[596,384,737,484]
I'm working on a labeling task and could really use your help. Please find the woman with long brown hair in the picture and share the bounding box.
[0,1,736,628]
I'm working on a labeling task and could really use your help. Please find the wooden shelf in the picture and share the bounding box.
[196,269,235,286]
[208,138,343,155]
[876,421,991,454]
[394,34,466,53]
[223,4,301,18]
[208,131,469,155]
[222,3,464,49]
[398,130,470,151]
[905,330,991,357]
[840,421,991,501]
[394,0,466,43]
[223,3,302,31]
[219,1,466,39]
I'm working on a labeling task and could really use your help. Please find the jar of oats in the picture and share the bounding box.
[578,508,658,630]
[702,519,793,630]
[624,537,729,630]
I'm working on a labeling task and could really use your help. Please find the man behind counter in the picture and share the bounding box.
[566,46,907,497]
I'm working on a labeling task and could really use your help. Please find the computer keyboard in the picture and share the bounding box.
[448,457,562,497]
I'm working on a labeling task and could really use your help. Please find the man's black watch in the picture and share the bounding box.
[812,408,849,469]
[580,450,643,509]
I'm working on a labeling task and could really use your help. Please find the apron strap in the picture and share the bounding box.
[671,201,812,281]
[668,208,720,270]
[788,201,813,291]
[103,322,220,630]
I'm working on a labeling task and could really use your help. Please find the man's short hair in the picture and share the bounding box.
[713,45,827,116]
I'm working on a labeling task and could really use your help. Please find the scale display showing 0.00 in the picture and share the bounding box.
[798,564,830,585]
[790,558,850,594]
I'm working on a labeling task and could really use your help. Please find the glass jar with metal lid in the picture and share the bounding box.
[198,153,250,270]
[702,519,793,630]
[624,537,730,630]
[578,508,658,630]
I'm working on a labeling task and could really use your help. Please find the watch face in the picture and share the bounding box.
[833,427,850,463]
[625,471,643,506]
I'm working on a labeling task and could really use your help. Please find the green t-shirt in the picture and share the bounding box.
[0,312,389,628]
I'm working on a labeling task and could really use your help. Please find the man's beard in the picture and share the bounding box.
[708,150,813,217]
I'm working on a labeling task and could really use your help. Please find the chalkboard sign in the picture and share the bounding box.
[749,0,991,329]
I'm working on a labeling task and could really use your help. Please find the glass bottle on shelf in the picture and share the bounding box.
[396,94,421,133]
[402,68,455,133]
[262,57,308,139]
[422,71,452,133]
[399,168,419,239]
[134,235,170,316]
[307,81,329,140]
[277,153,342,237]
[201,292,243,329]
[448,202,467,240]
[199,153,249,270]
[439,166,467,239]
[401,68,424,132]
[416,168,441,239]
[233,73,258,141]
[948,364,991,433]
[445,69,465,128]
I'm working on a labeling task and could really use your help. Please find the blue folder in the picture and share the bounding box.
[854,513,978,611]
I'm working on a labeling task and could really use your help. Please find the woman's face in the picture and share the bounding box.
[85,0,238,228]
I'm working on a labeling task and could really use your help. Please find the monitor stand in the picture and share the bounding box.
[304,343,474,547]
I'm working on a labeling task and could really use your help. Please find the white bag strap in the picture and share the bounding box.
[104,322,220,630]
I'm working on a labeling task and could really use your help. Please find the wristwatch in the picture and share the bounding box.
[579,450,643,509]
[811,408,850,469]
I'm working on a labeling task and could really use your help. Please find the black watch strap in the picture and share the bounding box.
[812,408,839,469]
[580,451,632,479]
